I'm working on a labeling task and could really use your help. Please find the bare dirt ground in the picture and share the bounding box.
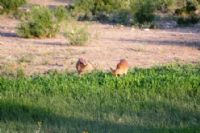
[0,0,200,75]
[28,0,71,6]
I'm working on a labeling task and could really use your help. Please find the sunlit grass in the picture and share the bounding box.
[0,64,200,132]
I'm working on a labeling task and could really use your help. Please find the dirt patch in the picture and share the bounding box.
[0,14,200,75]
[28,0,71,6]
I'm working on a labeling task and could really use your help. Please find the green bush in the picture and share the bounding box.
[156,0,175,12]
[110,9,133,25]
[0,0,26,13]
[177,14,199,25]
[17,6,61,38]
[175,0,199,14]
[73,0,132,25]
[74,0,130,15]
[131,0,156,25]
[73,0,199,26]
[52,6,69,23]
[74,0,157,26]
[65,26,90,45]
[185,0,199,13]
[175,0,200,25]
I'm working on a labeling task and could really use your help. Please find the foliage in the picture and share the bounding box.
[51,6,69,23]
[17,6,61,38]
[0,64,200,132]
[110,9,133,25]
[177,14,200,25]
[131,0,156,26]
[175,0,200,25]
[73,0,130,15]
[73,0,132,25]
[73,0,200,26]
[73,0,169,26]
[156,0,175,12]
[185,0,199,13]
[0,0,26,13]
[65,26,90,45]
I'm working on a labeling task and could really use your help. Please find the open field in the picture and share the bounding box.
[0,64,200,132]
[0,0,200,132]
[0,16,200,75]
[0,1,200,75]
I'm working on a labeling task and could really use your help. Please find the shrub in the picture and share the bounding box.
[65,26,90,45]
[0,0,26,13]
[131,0,156,25]
[74,0,169,26]
[74,0,129,15]
[109,9,133,25]
[175,0,199,14]
[185,0,199,13]
[17,6,61,38]
[177,14,199,25]
[156,0,175,12]
[73,0,132,25]
[175,0,200,25]
[51,6,69,23]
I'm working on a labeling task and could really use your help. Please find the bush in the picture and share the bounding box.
[110,9,133,25]
[185,0,199,13]
[17,6,61,38]
[65,26,90,45]
[51,6,69,23]
[0,0,26,13]
[175,0,199,14]
[156,0,175,12]
[74,0,157,26]
[131,0,156,25]
[177,14,199,25]
[73,0,132,25]
[74,0,130,15]
[175,0,200,25]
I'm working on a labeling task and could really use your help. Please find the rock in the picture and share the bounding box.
[144,28,150,31]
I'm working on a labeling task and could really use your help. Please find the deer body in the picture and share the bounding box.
[111,59,129,76]
[76,58,93,75]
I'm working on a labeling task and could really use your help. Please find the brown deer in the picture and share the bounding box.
[110,59,129,76]
[76,58,93,75]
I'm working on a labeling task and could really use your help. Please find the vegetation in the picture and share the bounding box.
[131,0,156,26]
[73,0,200,27]
[52,6,69,23]
[73,0,131,23]
[0,64,200,132]
[156,0,175,12]
[65,26,90,45]
[16,6,65,38]
[1,0,200,130]
[0,0,26,13]
[175,0,200,25]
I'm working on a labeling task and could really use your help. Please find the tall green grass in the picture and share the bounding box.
[0,64,200,132]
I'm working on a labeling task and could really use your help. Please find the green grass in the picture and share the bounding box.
[0,64,200,133]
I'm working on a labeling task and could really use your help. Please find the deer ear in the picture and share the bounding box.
[79,58,87,65]
[110,67,114,72]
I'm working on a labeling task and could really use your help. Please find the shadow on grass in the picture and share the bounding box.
[0,100,199,133]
